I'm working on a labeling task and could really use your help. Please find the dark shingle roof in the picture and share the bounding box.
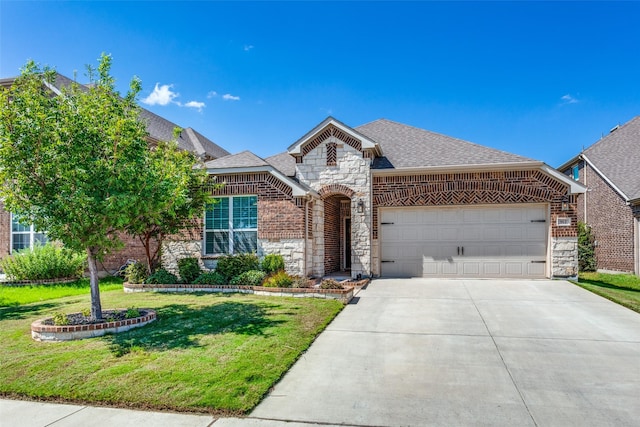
[204,150,269,169]
[265,152,296,177]
[581,116,640,200]
[355,119,534,169]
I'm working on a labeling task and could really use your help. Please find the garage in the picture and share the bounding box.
[379,204,548,278]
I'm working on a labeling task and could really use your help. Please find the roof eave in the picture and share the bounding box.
[288,117,379,155]
[206,165,317,198]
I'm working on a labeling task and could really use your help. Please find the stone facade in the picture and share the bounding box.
[572,160,636,273]
[551,237,579,278]
[296,133,372,278]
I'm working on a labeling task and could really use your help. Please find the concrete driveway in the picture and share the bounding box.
[250,279,640,427]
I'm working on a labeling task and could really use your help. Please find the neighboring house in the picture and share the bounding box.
[163,117,585,279]
[559,116,640,275]
[0,73,230,273]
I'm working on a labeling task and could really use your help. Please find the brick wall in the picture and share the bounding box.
[323,196,342,273]
[576,162,635,273]
[372,169,576,239]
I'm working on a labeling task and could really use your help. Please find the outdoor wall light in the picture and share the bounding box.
[561,195,570,211]
[357,199,365,213]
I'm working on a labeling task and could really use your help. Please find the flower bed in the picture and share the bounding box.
[31,309,156,342]
[124,283,356,304]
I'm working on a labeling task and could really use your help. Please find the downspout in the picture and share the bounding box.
[304,195,309,277]
[582,155,587,223]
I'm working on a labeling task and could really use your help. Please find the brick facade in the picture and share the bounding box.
[323,196,342,273]
[574,161,635,273]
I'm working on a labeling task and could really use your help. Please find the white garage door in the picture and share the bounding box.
[380,204,548,278]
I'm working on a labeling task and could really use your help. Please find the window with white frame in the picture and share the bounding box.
[204,196,257,255]
[11,214,47,252]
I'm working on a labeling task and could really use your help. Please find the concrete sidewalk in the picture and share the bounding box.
[3,279,640,426]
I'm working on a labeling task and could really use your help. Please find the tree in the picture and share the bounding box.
[126,134,215,273]
[0,55,151,320]
[577,221,597,272]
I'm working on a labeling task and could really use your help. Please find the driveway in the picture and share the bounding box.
[250,279,640,427]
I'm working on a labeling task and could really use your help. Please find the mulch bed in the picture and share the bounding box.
[42,309,149,326]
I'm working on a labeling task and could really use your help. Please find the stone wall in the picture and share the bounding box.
[297,135,372,278]
[551,237,578,278]
[259,239,305,276]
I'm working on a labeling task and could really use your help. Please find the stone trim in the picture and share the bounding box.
[318,184,355,199]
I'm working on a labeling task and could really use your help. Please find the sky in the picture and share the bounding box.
[1,1,639,167]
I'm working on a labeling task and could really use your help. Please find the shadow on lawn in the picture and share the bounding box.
[0,301,62,321]
[579,279,640,294]
[106,301,285,357]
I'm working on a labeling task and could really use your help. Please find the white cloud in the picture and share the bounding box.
[207,91,218,98]
[561,94,579,104]
[244,44,254,51]
[222,93,240,101]
[142,83,178,106]
[184,101,205,112]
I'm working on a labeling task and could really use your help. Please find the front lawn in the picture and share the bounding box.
[574,272,640,314]
[0,290,343,414]
[0,277,123,307]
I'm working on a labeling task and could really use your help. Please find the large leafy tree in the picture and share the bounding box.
[126,135,214,273]
[0,55,152,320]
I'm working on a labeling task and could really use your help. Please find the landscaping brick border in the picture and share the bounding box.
[123,283,355,304]
[31,309,156,342]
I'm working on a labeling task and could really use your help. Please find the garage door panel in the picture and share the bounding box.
[380,204,548,278]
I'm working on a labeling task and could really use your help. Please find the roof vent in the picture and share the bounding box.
[610,124,620,133]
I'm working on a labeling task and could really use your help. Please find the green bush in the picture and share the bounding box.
[125,307,141,319]
[193,271,227,286]
[578,221,597,272]
[124,261,148,284]
[261,254,285,275]
[320,278,343,290]
[178,257,201,284]
[215,253,260,282]
[262,270,294,288]
[146,268,179,284]
[229,270,266,287]
[0,242,86,281]
[52,312,69,326]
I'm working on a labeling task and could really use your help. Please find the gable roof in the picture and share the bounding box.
[288,116,381,156]
[204,150,269,169]
[265,152,296,177]
[0,73,230,161]
[355,119,535,170]
[560,116,640,201]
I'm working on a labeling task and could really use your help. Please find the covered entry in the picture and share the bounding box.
[323,195,352,274]
[380,204,548,278]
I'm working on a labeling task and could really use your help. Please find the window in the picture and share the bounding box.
[204,196,257,255]
[572,164,579,181]
[11,214,47,252]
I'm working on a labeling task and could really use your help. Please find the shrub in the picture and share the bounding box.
[578,221,596,272]
[124,261,148,284]
[146,268,179,284]
[291,276,311,288]
[193,271,227,286]
[52,312,69,326]
[261,254,285,275]
[229,270,266,287]
[215,253,260,282]
[262,270,294,288]
[0,242,86,281]
[125,307,141,319]
[178,257,201,284]
[320,278,344,290]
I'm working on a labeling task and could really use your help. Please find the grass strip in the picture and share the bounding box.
[0,277,123,307]
[573,272,640,314]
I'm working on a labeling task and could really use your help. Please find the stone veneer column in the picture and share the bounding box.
[551,237,578,278]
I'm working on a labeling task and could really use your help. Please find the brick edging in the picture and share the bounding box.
[31,310,157,342]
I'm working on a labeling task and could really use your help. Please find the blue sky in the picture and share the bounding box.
[1,1,639,167]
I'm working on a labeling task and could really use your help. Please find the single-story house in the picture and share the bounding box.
[0,73,230,273]
[558,115,640,275]
[163,117,585,279]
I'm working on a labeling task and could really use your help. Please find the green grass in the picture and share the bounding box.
[0,290,343,414]
[574,272,640,314]
[0,277,123,307]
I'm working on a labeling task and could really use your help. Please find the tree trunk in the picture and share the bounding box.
[86,247,103,321]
